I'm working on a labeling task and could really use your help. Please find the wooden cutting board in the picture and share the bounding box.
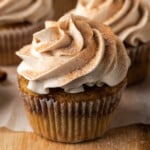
[0,124,150,150]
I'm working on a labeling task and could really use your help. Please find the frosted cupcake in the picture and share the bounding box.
[17,15,130,143]
[71,0,150,85]
[0,0,53,65]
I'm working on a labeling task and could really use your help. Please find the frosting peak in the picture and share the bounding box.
[0,0,53,25]
[17,15,130,94]
[72,0,150,46]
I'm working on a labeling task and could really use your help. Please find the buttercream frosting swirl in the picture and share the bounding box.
[0,0,53,25]
[16,15,130,94]
[72,0,150,46]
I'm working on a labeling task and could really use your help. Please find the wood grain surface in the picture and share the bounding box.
[0,124,150,150]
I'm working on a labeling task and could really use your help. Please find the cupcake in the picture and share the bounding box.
[53,0,77,20]
[0,0,53,65]
[71,0,150,85]
[16,15,130,143]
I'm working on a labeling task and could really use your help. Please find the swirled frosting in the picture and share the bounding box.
[0,0,53,25]
[72,0,150,46]
[16,15,130,94]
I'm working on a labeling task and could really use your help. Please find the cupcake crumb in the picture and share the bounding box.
[0,69,7,82]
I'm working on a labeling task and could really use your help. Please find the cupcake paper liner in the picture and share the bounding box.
[127,42,150,85]
[0,21,44,65]
[20,84,125,143]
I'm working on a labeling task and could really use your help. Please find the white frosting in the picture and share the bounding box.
[0,0,53,25]
[72,0,150,46]
[17,15,130,94]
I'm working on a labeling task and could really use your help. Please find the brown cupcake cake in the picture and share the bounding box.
[0,0,53,65]
[16,15,130,143]
[71,0,150,85]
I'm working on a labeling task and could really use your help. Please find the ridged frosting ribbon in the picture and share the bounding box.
[17,15,130,94]
[0,0,53,25]
[72,0,150,46]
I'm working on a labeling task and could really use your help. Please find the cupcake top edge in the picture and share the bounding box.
[16,15,130,94]
[0,0,53,25]
[71,0,150,47]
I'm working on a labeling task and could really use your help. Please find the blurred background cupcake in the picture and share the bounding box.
[0,0,53,65]
[71,0,150,85]
[53,0,77,19]
[17,15,130,143]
